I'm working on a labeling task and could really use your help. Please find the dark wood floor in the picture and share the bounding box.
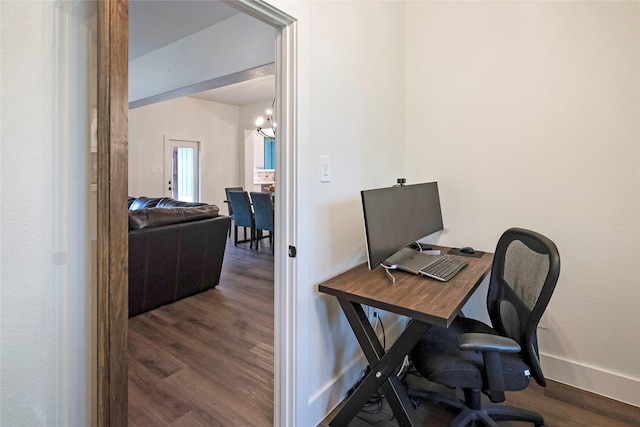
[128,236,275,426]
[319,373,640,427]
[129,234,640,426]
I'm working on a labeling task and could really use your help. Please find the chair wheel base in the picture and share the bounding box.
[409,388,545,427]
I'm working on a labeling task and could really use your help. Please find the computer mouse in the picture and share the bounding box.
[460,246,475,254]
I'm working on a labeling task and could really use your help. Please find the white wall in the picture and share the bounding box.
[1,1,95,425]
[271,1,639,423]
[268,1,406,424]
[404,1,640,406]
[129,97,241,211]
[129,13,275,104]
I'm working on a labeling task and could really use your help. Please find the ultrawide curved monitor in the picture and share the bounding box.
[361,182,444,269]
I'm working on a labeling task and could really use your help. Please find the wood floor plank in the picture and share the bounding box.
[129,239,275,426]
[505,381,640,427]
[164,367,272,427]
[128,327,187,381]
[170,410,225,427]
[128,357,192,425]
[319,373,640,427]
[538,380,640,425]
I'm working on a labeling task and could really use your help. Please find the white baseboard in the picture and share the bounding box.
[309,317,405,422]
[540,352,640,408]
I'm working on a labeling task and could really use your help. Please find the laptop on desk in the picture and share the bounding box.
[384,247,440,275]
[384,247,468,282]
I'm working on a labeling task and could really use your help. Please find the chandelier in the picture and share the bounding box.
[255,99,276,139]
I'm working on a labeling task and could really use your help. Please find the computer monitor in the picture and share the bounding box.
[361,182,444,269]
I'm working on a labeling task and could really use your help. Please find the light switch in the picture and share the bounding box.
[320,155,331,183]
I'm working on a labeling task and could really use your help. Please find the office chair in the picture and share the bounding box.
[409,228,560,427]
[250,191,274,253]
[224,186,243,237]
[227,191,254,248]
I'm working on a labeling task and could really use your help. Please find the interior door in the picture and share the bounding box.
[165,138,200,202]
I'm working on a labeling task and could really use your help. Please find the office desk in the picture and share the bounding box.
[318,246,493,427]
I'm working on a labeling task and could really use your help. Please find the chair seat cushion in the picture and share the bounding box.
[410,317,531,392]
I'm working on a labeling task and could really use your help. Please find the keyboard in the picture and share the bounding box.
[419,255,468,282]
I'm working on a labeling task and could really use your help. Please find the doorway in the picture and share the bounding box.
[96,2,297,426]
[165,138,200,202]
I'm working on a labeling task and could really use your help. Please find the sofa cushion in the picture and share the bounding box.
[129,196,207,210]
[155,198,206,209]
[129,205,220,230]
[129,196,164,210]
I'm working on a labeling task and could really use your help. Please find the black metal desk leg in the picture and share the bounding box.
[329,300,431,427]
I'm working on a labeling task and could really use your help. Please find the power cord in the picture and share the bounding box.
[346,366,371,398]
[344,312,394,426]
[345,313,387,399]
[356,411,395,425]
[373,312,386,350]
[396,355,411,378]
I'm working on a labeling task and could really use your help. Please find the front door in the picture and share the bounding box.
[165,138,200,202]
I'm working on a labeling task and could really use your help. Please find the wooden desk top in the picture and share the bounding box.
[318,246,493,328]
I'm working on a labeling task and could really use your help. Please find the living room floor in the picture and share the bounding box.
[128,235,275,426]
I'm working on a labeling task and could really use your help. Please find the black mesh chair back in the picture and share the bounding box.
[250,192,274,252]
[487,227,561,386]
[409,227,560,426]
[228,191,254,247]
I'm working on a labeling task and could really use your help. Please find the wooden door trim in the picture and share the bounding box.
[97,0,129,425]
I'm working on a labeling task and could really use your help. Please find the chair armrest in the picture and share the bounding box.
[456,333,521,403]
[456,333,521,353]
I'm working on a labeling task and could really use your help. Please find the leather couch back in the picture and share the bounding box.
[127,196,229,317]
[128,196,220,230]
[128,215,230,317]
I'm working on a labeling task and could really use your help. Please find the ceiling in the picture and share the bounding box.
[129,0,241,60]
[129,0,274,106]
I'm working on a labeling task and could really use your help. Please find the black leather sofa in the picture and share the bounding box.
[128,196,231,317]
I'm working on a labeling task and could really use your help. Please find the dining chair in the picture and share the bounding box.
[250,191,274,254]
[224,186,243,237]
[228,191,254,248]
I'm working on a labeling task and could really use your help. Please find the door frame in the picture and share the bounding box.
[96,1,297,426]
[96,1,129,425]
